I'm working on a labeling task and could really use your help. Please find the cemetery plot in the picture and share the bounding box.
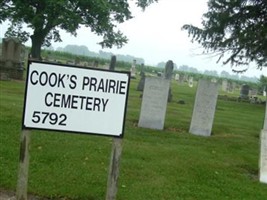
[22,61,130,137]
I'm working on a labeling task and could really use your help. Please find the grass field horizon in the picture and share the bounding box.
[0,75,266,200]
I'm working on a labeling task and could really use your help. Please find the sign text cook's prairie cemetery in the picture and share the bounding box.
[22,61,130,137]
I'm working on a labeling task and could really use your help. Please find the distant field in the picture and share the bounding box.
[0,76,266,200]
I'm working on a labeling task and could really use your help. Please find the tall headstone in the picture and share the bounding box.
[189,79,219,136]
[227,82,233,93]
[130,59,136,79]
[138,77,170,130]
[164,60,174,102]
[222,80,228,92]
[109,55,116,71]
[164,60,173,79]
[137,63,145,91]
[0,37,24,80]
[260,129,267,183]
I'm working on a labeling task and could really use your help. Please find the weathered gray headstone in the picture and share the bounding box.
[260,129,267,183]
[164,60,173,79]
[137,64,145,91]
[109,55,116,71]
[249,89,258,96]
[130,59,136,79]
[138,77,170,130]
[164,60,173,102]
[222,80,228,92]
[240,84,250,98]
[189,79,219,136]
[0,37,25,80]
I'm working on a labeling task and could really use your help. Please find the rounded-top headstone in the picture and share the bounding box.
[164,60,174,79]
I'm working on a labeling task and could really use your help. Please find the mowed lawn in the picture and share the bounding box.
[0,76,266,200]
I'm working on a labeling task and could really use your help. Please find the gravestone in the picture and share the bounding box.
[188,77,194,87]
[249,89,258,97]
[109,55,116,71]
[222,80,228,92]
[189,79,219,136]
[227,82,234,93]
[179,74,184,84]
[164,60,174,102]
[240,84,250,98]
[0,37,25,80]
[130,59,136,79]
[137,63,145,91]
[92,60,99,68]
[260,129,267,183]
[175,73,180,81]
[164,60,173,79]
[138,77,170,130]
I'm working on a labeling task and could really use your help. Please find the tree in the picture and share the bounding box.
[0,0,158,59]
[182,0,267,72]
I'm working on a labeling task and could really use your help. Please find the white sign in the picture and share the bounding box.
[22,61,130,137]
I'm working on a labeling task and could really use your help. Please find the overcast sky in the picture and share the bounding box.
[0,0,266,78]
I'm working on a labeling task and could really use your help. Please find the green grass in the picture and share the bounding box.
[0,77,266,200]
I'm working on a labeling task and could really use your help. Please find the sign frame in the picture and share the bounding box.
[22,60,130,138]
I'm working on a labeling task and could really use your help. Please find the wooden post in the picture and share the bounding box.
[16,129,31,200]
[106,55,123,200]
[105,137,123,200]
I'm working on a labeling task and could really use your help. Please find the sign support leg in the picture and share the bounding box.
[16,129,31,200]
[105,137,122,200]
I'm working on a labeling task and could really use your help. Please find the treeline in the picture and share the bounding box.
[40,47,260,89]
[41,48,134,70]
[54,44,145,64]
[157,63,259,83]
[38,45,264,88]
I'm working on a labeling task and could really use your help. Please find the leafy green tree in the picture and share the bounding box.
[0,0,158,59]
[182,0,267,72]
